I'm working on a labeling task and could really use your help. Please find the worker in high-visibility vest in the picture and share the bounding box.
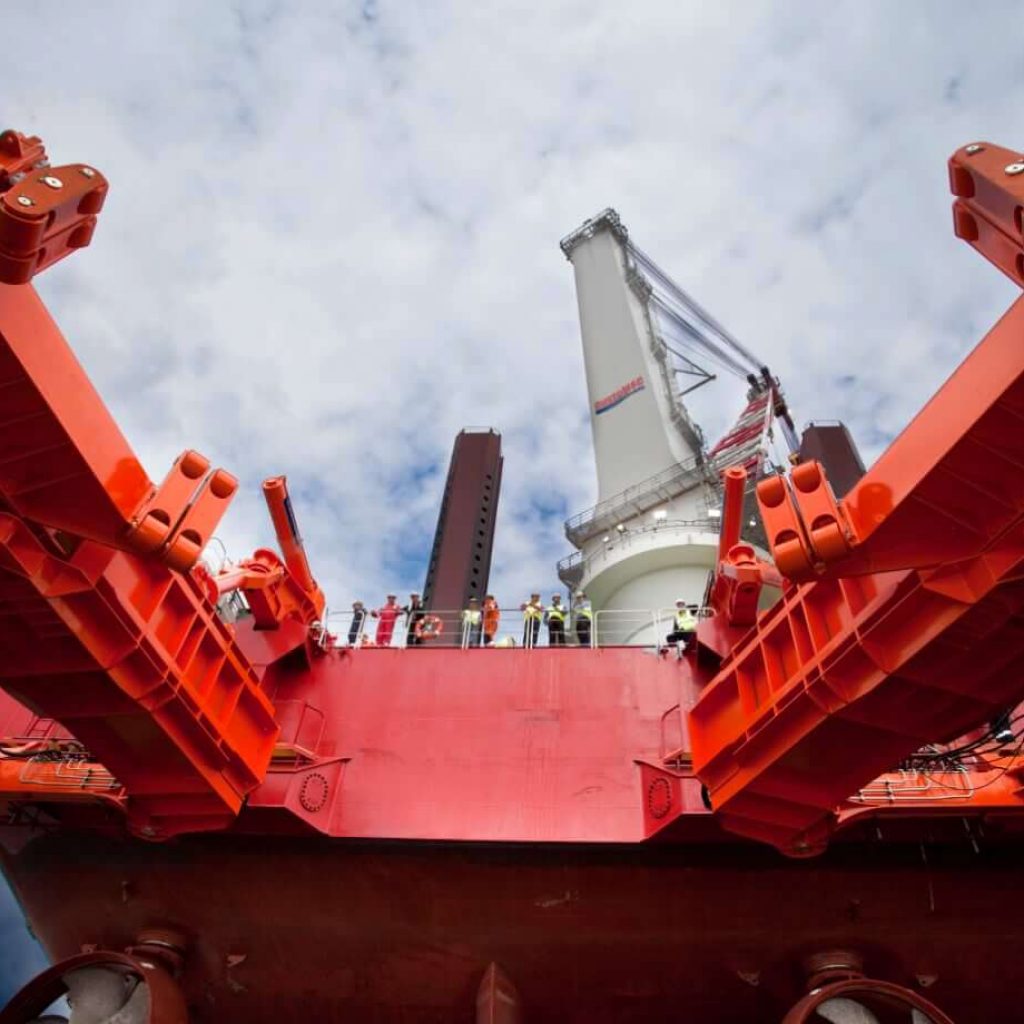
[520,593,543,647]
[545,594,568,647]
[461,597,483,647]
[665,598,697,657]
[573,591,593,648]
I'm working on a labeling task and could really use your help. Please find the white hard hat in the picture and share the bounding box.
[675,597,686,604]
[575,590,585,597]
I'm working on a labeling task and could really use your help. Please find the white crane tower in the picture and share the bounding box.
[558,210,796,643]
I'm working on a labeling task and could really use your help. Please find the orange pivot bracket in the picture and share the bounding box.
[128,450,239,572]
[949,141,1024,287]
[0,130,108,284]
[755,473,816,579]
[755,462,854,581]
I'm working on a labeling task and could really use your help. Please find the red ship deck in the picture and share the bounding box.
[256,645,697,843]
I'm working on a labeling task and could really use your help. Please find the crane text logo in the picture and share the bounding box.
[594,376,645,415]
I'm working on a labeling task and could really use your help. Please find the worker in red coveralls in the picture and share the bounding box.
[371,594,401,646]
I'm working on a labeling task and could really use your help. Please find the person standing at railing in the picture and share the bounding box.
[404,592,426,646]
[371,594,402,646]
[348,600,367,646]
[573,591,592,648]
[545,594,568,647]
[462,597,483,647]
[483,595,500,646]
[520,593,543,647]
[665,599,697,659]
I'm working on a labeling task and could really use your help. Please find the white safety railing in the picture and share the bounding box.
[557,518,716,589]
[321,605,712,651]
[563,458,713,547]
[591,609,660,647]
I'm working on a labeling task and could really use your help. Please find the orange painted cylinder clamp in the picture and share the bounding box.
[263,476,318,596]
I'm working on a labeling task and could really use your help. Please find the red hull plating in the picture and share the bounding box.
[4,831,1022,1023]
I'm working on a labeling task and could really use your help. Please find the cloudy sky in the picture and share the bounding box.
[3,0,1023,1000]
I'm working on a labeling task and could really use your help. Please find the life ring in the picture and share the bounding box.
[415,615,444,641]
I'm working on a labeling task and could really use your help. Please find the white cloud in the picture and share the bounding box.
[2,0,1021,617]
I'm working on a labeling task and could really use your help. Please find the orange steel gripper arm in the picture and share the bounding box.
[754,141,1024,584]
[0,131,237,571]
[689,141,1024,856]
[0,132,283,838]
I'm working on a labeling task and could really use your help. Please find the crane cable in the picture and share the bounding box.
[628,240,763,379]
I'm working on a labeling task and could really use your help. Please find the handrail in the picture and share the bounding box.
[20,753,122,792]
[658,703,684,762]
[562,446,769,549]
[322,605,710,651]
[273,699,325,761]
[563,457,715,547]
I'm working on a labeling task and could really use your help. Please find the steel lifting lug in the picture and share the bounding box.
[949,140,1024,287]
[0,129,108,284]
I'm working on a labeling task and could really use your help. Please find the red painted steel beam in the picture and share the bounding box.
[0,281,154,543]
[0,282,239,569]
